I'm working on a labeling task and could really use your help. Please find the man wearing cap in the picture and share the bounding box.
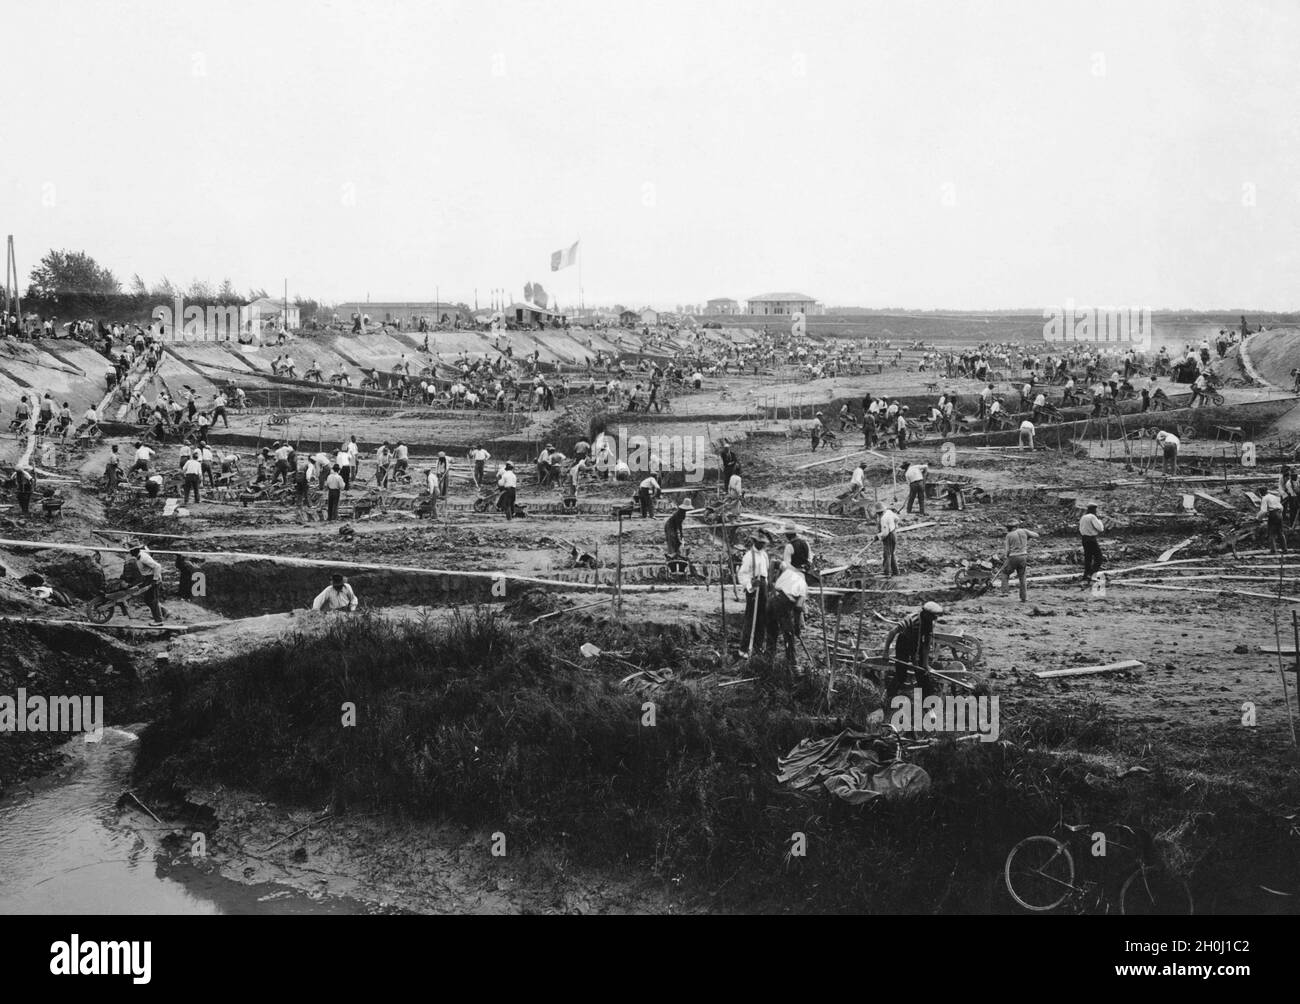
[903,462,928,515]
[497,461,518,520]
[766,551,808,663]
[128,543,166,625]
[313,573,359,612]
[1155,430,1179,475]
[1259,486,1287,554]
[810,412,824,452]
[737,536,770,654]
[665,497,690,557]
[779,524,812,574]
[884,602,944,704]
[998,519,1040,602]
[876,503,900,576]
[1079,503,1106,582]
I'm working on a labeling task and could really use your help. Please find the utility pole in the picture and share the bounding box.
[5,236,21,330]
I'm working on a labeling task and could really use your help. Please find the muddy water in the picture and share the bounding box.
[0,727,365,915]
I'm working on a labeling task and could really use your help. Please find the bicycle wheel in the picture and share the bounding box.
[1120,866,1193,915]
[1005,836,1075,912]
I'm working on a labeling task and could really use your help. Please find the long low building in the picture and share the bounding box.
[746,292,822,316]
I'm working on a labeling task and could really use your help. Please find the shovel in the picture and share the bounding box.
[579,642,641,672]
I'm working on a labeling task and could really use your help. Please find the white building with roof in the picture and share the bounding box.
[746,292,822,315]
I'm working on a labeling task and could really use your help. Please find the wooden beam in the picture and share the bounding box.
[1035,659,1144,679]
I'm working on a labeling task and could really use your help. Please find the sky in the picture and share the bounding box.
[2,0,1297,311]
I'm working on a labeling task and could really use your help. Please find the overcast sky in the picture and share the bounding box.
[2,0,1296,310]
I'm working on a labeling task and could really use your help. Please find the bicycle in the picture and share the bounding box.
[1004,812,1193,914]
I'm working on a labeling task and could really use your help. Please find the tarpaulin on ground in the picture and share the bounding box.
[777,730,930,804]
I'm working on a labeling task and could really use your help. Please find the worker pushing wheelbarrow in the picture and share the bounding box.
[85,581,155,623]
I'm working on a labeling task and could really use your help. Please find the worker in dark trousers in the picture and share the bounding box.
[876,503,900,576]
[720,440,739,489]
[13,464,34,516]
[638,474,660,518]
[664,496,690,556]
[766,555,808,664]
[129,543,166,625]
[1260,487,1287,554]
[737,536,770,654]
[1078,503,1105,582]
[903,462,927,515]
[884,601,944,707]
[325,464,345,521]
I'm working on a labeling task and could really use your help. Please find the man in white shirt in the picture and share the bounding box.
[903,462,927,516]
[469,446,491,487]
[1019,419,1036,449]
[1260,487,1287,554]
[131,442,155,475]
[877,503,900,576]
[128,543,166,624]
[849,463,866,494]
[325,465,346,521]
[1155,430,1180,475]
[182,450,203,504]
[737,536,770,655]
[497,462,518,520]
[1078,503,1105,582]
[766,556,809,663]
[313,573,358,612]
[638,475,661,518]
[311,451,332,489]
[335,446,353,488]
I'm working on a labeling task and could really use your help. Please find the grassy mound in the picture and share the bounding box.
[134,609,1300,912]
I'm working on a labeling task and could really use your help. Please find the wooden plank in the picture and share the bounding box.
[1106,581,1300,603]
[1035,660,1144,679]
[1194,491,1236,511]
[1158,537,1197,562]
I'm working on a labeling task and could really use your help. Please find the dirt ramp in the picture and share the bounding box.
[1239,326,1300,389]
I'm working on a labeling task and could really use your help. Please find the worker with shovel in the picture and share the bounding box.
[884,601,944,705]
[737,535,770,656]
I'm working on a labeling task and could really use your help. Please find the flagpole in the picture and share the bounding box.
[577,236,584,311]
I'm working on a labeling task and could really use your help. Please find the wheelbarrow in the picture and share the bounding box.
[85,581,154,624]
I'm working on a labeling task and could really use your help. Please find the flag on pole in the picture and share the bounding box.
[550,240,579,271]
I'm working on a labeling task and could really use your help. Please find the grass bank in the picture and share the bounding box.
[133,609,1300,912]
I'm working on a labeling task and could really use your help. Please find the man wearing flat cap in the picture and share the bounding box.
[884,601,945,704]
